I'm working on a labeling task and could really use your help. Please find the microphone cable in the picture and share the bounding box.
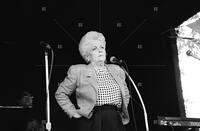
[48,48,54,85]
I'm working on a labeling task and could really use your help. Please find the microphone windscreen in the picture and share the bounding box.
[186,50,192,56]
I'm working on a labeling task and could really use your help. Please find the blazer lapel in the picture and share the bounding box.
[85,64,98,93]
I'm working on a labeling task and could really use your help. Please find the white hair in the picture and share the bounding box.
[79,31,106,62]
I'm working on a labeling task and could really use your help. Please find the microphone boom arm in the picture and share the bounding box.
[121,66,150,131]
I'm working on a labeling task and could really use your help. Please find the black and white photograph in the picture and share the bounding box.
[0,0,200,131]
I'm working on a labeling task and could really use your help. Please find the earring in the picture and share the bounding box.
[87,58,90,63]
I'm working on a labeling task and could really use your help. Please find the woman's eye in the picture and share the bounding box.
[92,47,97,51]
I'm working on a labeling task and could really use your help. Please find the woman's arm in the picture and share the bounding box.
[55,65,80,118]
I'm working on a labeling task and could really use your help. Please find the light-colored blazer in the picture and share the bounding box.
[55,63,130,125]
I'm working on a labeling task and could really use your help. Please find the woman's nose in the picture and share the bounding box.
[98,49,103,53]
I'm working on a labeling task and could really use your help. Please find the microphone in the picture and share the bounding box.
[110,56,123,64]
[40,41,51,50]
[186,50,200,60]
[186,50,192,56]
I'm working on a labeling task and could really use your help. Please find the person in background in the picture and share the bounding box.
[55,31,130,131]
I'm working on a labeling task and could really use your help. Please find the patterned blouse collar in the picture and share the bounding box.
[91,62,107,74]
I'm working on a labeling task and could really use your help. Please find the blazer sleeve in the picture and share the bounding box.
[55,65,79,118]
[119,66,130,107]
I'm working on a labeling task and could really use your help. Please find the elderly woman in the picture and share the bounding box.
[55,31,130,131]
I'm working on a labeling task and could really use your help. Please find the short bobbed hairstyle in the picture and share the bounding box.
[79,31,106,62]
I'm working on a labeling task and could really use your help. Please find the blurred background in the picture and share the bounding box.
[0,0,199,131]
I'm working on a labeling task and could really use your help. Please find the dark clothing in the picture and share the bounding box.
[74,105,125,131]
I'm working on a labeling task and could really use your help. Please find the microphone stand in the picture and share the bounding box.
[121,66,150,131]
[44,51,51,131]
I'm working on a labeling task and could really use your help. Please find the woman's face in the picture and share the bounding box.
[89,41,106,63]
